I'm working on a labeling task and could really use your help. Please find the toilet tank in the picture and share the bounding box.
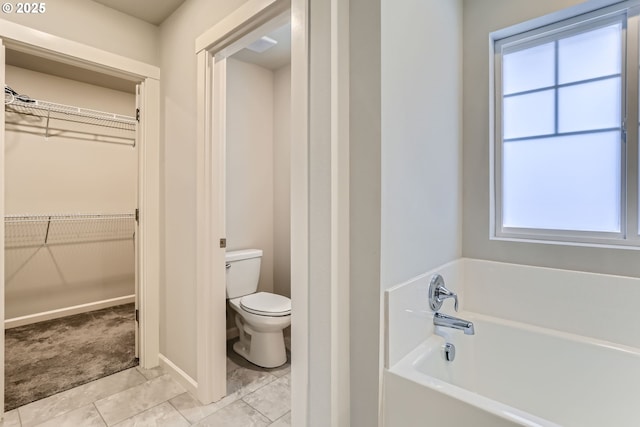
[225,249,263,299]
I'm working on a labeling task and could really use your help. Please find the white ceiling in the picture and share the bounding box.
[92,0,186,25]
[232,23,291,71]
[91,0,291,70]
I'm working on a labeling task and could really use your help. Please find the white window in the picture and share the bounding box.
[493,5,640,247]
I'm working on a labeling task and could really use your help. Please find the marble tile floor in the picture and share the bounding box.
[1,345,291,427]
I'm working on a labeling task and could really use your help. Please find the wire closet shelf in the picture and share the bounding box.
[5,98,137,132]
[4,212,136,248]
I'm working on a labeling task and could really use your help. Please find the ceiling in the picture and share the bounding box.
[232,23,291,71]
[5,2,290,94]
[90,0,290,71]
[92,0,187,25]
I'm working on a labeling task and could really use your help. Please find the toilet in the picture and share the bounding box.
[226,249,291,368]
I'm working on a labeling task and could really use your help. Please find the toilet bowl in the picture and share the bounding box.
[226,249,291,368]
[229,292,291,368]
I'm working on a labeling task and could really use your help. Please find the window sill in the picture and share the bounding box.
[491,234,640,251]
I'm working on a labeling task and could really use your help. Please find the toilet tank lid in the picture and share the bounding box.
[225,249,263,262]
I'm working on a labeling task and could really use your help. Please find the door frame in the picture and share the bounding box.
[194,0,293,405]
[0,18,161,417]
[195,1,352,426]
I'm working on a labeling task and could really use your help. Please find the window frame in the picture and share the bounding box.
[491,4,640,248]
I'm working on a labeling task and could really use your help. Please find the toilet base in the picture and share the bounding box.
[233,316,288,368]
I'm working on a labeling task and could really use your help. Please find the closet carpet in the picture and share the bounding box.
[4,303,137,411]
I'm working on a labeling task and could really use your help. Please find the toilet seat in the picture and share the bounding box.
[240,292,291,317]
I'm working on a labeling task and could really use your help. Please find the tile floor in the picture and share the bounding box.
[1,342,291,427]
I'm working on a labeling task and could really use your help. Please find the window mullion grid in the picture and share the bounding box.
[503,74,622,99]
[495,12,636,246]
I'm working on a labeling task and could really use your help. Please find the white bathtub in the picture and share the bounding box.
[384,312,640,427]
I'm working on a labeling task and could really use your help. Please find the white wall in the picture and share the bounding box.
[0,0,159,66]
[225,59,291,335]
[381,0,463,289]
[226,58,275,294]
[274,64,291,298]
[5,66,137,213]
[348,0,381,424]
[462,0,640,278]
[159,0,249,380]
[340,0,464,424]
[4,65,137,319]
[367,0,463,424]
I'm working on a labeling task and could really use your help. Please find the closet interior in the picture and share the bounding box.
[3,49,139,411]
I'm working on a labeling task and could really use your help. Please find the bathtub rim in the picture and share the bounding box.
[387,310,640,427]
[466,312,640,356]
[387,338,562,427]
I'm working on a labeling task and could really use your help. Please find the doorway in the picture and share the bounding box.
[194,0,297,407]
[225,19,292,349]
[3,53,139,410]
[0,25,160,416]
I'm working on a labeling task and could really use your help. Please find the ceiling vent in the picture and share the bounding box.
[245,36,278,53]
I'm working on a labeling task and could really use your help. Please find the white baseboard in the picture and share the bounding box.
[5,295,136,329]
[159,353,198,397]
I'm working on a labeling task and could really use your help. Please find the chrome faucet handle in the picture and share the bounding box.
[429,274,459,312]
[437,285,459,311]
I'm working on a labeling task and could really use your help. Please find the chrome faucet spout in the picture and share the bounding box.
[434,312,475,335]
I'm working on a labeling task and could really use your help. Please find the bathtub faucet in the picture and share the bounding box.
[429,274,459,311]
[433,312,475,335]
[429,274,475,335]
